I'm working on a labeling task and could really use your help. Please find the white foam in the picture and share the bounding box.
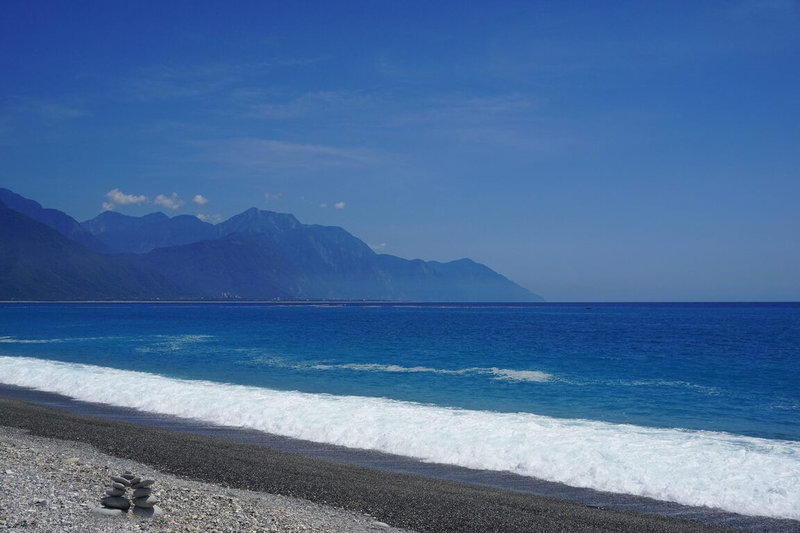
[135,334,214,353]
[0,336,65,344]
[1,356,798,519]
[248,357,553,383]
[486,368,552,382]
[558,376,722,395]
[0,336,122,344]
[311,362,443,373]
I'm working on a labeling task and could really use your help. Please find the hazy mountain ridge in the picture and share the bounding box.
[82,210,217,253]
[0,201,186,300]
[0,188,108,252]
[1,189,542,301]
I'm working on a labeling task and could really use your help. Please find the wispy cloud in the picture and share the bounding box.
[126,59,327,102]
[196,213,222,223]
[319,200,346,209]
[106,188,148,206]
[394,93,538,126]
[244,90,372,119]
[35,102,89,120]
[449,125,577,152]
[386,93,576,152]
[126,64,246,101]
[103,188,191,212]
[441,94,539,115]
[154,193,184,210]
[6,96,90,121]
[198,137,384,172]
[0,97,89,144]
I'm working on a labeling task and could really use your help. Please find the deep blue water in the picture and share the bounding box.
[1,302,798,441]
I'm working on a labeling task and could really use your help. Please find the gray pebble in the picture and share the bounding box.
[128,476,141,486]
[121,471,136,480]
[132,478,154,489]
[110,481,126,490]
[106,487,126,497]
[110,475,130,486]
[91,505,126,517]
[101,496,131,510]
[132,495,158,508]
[132,504,163,518]
[133,487,152,498]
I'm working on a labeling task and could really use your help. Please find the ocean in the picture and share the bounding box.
[1,302,799,521]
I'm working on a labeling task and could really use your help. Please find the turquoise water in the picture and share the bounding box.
[1,302,799,518]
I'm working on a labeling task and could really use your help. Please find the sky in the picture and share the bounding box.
[1,1,799,301]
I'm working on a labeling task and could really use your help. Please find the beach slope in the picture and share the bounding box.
[0,398,735,533]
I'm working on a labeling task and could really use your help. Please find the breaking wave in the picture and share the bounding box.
[1,356,799,519]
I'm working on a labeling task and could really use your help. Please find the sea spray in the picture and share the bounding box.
[1,355,798,520]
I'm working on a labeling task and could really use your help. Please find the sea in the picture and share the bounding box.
[1,302,799,525]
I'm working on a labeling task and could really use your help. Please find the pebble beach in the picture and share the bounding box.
[0,426,410,533]
[0,398,744,532]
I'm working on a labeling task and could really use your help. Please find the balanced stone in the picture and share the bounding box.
[110,476,130,486]
[110,482,126,490]
[132,487,152,498]
[132,495,158,508]
[132,479,154,489]
[101,496,131,511]
[132,505,163,518]
[106,487,126,497]
[128,476,142,486]
[121,471,136,480]
[91,506,126,517]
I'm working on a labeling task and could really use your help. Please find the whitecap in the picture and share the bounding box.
[486,368,552,382]
[0,336,65,344]
[134,334,214,353]
[245,356,553,383]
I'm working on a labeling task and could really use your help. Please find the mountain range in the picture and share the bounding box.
[0,187,542,301]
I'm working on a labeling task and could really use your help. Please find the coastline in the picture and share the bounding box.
[1,395,787,533]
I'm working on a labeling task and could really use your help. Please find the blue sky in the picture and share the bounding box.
[2,1,798,301]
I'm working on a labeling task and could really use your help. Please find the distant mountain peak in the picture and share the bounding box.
[217,208,301,236]
[142,211,170,220]
[0,187,43,211]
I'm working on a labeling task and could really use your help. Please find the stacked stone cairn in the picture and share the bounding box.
[94,470,162,518]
